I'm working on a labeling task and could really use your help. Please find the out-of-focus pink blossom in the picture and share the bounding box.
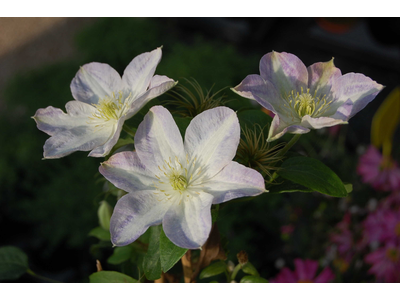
[328,125,341,137]
[281,224,295,235]
[357,146,400,192]
[363,208,400,245]
[270,259,335,283]
[365,242,400,282]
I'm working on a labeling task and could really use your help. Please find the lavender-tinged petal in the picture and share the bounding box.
[43,122,112,159]
[99,151,156,193]
[163,192,213,249]
[125,75,177,119]
[206,161,266,204]
[135,106,185,175]
[231,74,281,114]
[33,101,96,136]
[330,98,353,121]
[268,115,310,142]
[71,63,124,105]
[332,73,384,118]
[307,58,342,96]
[259,51,308,95]
[110,191,171,246]
[301,115,348,130]
[122,47,162,99]
[88,118,124,157]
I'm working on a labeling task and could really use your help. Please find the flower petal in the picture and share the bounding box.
[332,73,384,118]
[125,75,177,119]
[231,74,281,113]
[268,115,310,142]
[88,118,124,157]
[259,51,308,95]
[70,63,124,105]
[99,151,156,193]
[184,107,240,178]
[307,58,342,96]
[110,190,171,246]
[122,47,162,99]
[163,192,213,249]
[301,115,348,130]
[135,105,185,175]
[294,259,318,282]
[314,267,335,283]
[205,161,266,204]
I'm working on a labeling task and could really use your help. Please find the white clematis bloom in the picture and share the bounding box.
[99,106,266,249]
[33,47,176,158]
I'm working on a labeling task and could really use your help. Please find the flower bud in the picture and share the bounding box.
[98,201,113,230]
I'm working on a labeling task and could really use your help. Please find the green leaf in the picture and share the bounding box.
[88,226,111,242]
[142,225,162,280]
[240,275,268,283]
[199,261,227,279]
[0,246,29,280]
[159,228,187,273]
[344,183,353,194]
[173,116,191,137]
[277,156,347,197]
[98,201,112,230]
[242,262,259,277]
[107,246,134,265]
[267,179,313,194]
[89,271,137,283]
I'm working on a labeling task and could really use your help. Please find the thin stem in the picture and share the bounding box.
[27,269,61,283]
[230,264,242,282]
[274,134,301,158]
[122,124,136,138]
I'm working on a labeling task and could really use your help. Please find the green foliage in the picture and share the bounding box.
[88,227,111,242]
[89,271,137,283]
[277,156,348,197]
[199,261,227,279]
[242,262,259,277]
[268,179,313,194]
[107,246,135,265]
[142,226,162,280]
[159,229,187,273]
[237,109,273,133]
[240,275,268,283]
[0,246,29,281]
[98,201,112,230]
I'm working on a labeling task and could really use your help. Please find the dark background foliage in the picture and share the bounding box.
[0,17,399,282]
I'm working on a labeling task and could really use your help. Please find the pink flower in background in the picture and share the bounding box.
[381,191,400,210]
[365,242,400,282]
[357,146,400,192]
[363,208,400,245]
[270,259,335,283]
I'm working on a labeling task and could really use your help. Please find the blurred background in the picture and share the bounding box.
[0,17,399,283]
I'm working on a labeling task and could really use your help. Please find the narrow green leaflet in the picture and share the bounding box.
[199,261,227,279]
[89,271,137,283]
[277,156,347,197]
[107,246,134,265]
[159,228,187,273]
[240,275,269,283]
[0,246,29,280]
[88,227,111,242]
[242,262,259,277]
[142,225,162,280]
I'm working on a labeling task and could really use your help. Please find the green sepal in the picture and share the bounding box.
[199,260,227,279]
[242,262,259,277]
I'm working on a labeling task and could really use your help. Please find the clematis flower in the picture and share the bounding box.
[365,242,400,282]
[357,145,400,192]
[270,259,335,283]
[99,106,266,249]
[33,47,176,158]
[232,51,384,141]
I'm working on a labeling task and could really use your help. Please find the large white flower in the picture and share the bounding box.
[99,106,266,249]
[33,47,176,158]
[232,51,384,142]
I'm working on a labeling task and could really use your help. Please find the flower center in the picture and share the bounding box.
[281,88,332,120]
[89,91,129,123]
[170,174,188,191]
[386,247,400,262]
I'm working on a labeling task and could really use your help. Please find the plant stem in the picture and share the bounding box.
[122,124,136,138]
[275,134,301,158]
[27,269,61,283]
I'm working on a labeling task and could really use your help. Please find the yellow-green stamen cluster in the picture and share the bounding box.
[170,174,188,191]
[281,87,333,120]
[90,91,129,123]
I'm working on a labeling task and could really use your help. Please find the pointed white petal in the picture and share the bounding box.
[206,161,266,204]
[163,192,213,249]
[268,115,309,142]
[88,118,124,157]
[184,107,240,178]
[110,190,171,246]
